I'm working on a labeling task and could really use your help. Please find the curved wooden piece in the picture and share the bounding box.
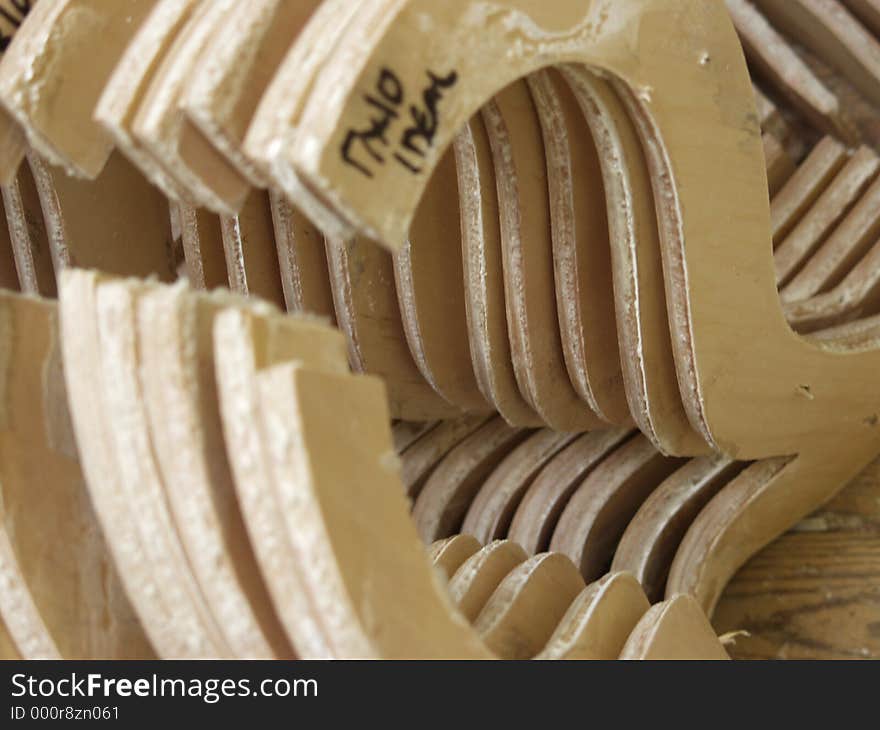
[461,429,578,544]
[565,69,707,454]
[94,279,233,655]
[725,0,853,141]
[59,270,218,657]
[785,237,880,332]
[528,69,628,425]
[474,553,585,660]
[28,151,177,282]
[431,534,482,579]
[770,136,848,245]
[774,147,879,287]
[213,302,351,658]
[482,81,603,431]
[668,438,880,615]
[242,0,370,234]
[453,114,540,426]
[393,148,488,412]
[0,177,17,290]
[324,234,461,421]
[447,540,528,623]
[611,455,745,602]
[219,189,285,307]
[842,0,880,35]
[257,363,490,658]
[537,573,651,660]
[178,202,227,290]
[754,0,880,107]
[94,0,197,201]
[182,0,322,187]
[763,133,795,196]
[268,191,335,319]
[783,174,880,302]
[392,420,437,455]
[137,284,294,658]
[2,161,55,296]
[399,414,489,498]
[550,434,686,582]
[0,292,152,658]
[0,1,31,186]
[620,594,730,660]
[0,0,156,177]
[132,0,250,214]
[412,417,531,542]
[508,429,632,555]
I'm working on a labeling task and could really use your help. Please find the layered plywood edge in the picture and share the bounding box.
[0,0,875,659]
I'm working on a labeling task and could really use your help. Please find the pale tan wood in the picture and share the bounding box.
[770,135,847,245]
[178,202,227,290]
[550,434,686,582]
[324,235,461,421]
[392,420,437,455]
[0,613,22,659]
[620,594,730,660]
[219,189,285,308]
[774,146,878,286]
[474,553,584,660]
[754,84,788,141]
[431,534,481,580]
[268,191,335,320]
[393,149,488,412]
[783,174,880,301]
[182,0,322,187]
[94,279,234,655]
[0,1,30,186]
[93,0,198,201]
[754,0,880,107]
[529,69,629,425]
[447,541,528,623]
[412,417,531,542]
[669,442,880,614]
[213,302,351,656]
[60,270,221,657]
[28,151,177,282]
[612,456,746,602]
[399,414,490,498]
[0,174,16,290]
[0,292,152,658]
[2,160,55,296]
[257,363,490,658]
[508,429,632,555]
[482,82,603,431]
[785,239,880,332]
[132,0,250,214]
[242,0,367,235]
[564,69,709,455]
[537,573,651,660]
[763,132,795,196]
[461,429,578,544]
[137,284,295,658]
[453,114,541,426]
[841,0,880,35]
[0,0,157,178]
[726,0,853,141]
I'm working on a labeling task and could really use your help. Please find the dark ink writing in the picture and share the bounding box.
[341,67,459,179]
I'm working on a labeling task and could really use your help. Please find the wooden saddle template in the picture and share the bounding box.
[274,0,880,615]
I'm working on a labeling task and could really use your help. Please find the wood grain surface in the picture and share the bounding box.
[715,456,880,659]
